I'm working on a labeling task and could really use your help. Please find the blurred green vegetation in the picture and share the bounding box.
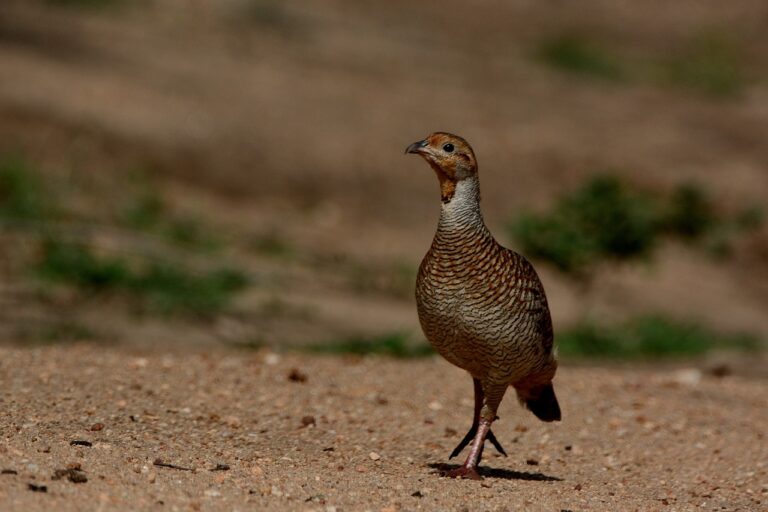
[0,155,51,220]
[18,320,97,345]
[510,176,656,273]
[508,175,762,274]
[536,34,626,81]
[536,30,748,98]
[36,238,248,315]
[242,0,290,26]
[1,153,249,318]
[661,32,745,97]
[123,190,221,250]
[249,231,295,259]
[44,0,123,9]
[306,332,434,358]
[558,315,760,359]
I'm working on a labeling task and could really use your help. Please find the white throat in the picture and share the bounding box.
[438,177,485,231]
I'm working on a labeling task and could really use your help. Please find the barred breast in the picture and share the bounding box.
[415,182,555,387]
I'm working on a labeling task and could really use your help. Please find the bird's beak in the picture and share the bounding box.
[405,139,428,155]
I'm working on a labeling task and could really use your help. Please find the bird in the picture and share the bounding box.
[406,132,561,480]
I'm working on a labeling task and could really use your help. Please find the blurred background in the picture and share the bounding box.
[1,0,767,374]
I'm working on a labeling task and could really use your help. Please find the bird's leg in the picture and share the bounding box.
[449,378,507,461]
[444,382,508,480]
[444,418,491,480]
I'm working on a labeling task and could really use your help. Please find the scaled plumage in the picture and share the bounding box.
[407,132,560,480]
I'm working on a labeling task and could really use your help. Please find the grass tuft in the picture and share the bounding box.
[123,191,220,250]
[44,0,123,9]
[37,238,131,289]
[557,316,760,359]
[509,176,657,273]
[0,155,50,220]
[306,332,434,358]
[536,34,626,81]
[661,183,716,239]
[36,238,248,315]
[662,33,745,98]
[509,176,761,274]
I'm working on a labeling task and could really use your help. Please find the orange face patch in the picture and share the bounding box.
[407,132,478,202]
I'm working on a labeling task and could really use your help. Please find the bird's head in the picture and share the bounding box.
[405,132,477,202]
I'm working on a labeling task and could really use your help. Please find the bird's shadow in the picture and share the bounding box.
[427,462,562,482]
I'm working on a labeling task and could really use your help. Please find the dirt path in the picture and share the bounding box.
[0,345,765,511]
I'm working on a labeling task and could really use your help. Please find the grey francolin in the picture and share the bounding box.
[406,132,560,480]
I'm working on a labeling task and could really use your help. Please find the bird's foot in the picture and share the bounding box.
[442,465,482,480]
[449,425,507,459]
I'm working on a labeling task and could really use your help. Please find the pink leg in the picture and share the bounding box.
[443,380,508,480]
[450,379,507,460]
[444,418,492,480]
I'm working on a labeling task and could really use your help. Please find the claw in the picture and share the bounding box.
[449,425,476,459]
[486,429,507,457]
[449,425,507,460]
[442,466,482,480]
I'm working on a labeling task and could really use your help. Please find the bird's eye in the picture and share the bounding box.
[442,143,454,153]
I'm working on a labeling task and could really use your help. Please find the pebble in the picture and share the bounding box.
[288,368,308,383]
[369,452,381,461]
[264,353,281,366]
[672,369,702,386]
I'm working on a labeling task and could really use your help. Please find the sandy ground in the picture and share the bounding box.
[0,345,765,512]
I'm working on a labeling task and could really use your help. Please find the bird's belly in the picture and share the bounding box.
[417,295,542,381]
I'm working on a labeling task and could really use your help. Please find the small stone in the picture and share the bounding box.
[708,364,731,378]
[129,358,148,369]
[301,416,316,428]
[264,353,281,366]
[673,368,702,386]
[369,452,381,461]
[53,468,87,483]
[223,416,242,428]
[526,458,539,466]
[288,368,308,383]
[427,401,442,411]
[90,423,105,432]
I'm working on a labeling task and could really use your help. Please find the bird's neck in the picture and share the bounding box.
[435,177,488,240]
